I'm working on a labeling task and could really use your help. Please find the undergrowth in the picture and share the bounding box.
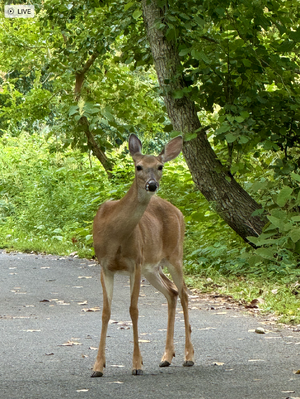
[0,132,299,324]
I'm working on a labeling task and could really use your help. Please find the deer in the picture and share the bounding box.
[91,134,194,377]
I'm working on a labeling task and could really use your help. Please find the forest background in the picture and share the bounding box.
[0,0,300,324]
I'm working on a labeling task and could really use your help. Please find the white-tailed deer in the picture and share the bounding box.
[91,134,194,377]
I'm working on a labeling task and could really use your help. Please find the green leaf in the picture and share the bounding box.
[242,59,251,67]
[191,49,210,63]
[179,47,191,56]
[164,124,173,132]
[173,90,184,99]
[184,132,197,141]
[216,123,230,134]
[240,111,249,119]
[289,228,300,243]
[256,248,275,260]
[238,135,249,144]
[166,27,176,41]
[132,9,142,19]
[267,215,284,230]
[194,16,204,27]
[124,2,134,11]
[191,212,203,222]
[289,27,300,42]
[291,172,300,182]
[225,133,236,143]
[277,40,295,52]
[235,116,244,123]
[69,105,78,116]
[276,186,293,207]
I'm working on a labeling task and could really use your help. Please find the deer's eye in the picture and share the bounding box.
[158,165,163,171]
[136,165,143,171]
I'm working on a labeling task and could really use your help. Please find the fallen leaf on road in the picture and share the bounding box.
[78,276,92,279]
[89,347,98,350]
[109,320,118,324]
[77,301,88,305]
[282,391,295,393]
[45,353,54,356]
[293,369,300,374]
[255,327,265,334]
[56,300,70,306]
[40,299,50,303]
[213,362,224,366]
[81,307,100,312]
[59,341,82,346]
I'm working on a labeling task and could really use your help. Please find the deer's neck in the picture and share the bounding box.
[116,179,152,237]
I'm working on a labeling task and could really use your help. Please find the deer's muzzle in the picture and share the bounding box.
[145,180,159,192]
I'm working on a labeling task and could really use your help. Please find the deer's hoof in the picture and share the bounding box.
[91,371,103,378]
[159,360,171,367]
[183,360,194,367]
[132,369,143,375]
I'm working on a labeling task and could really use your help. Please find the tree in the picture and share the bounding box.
[1,0,300,245]
[138,0,300,243]
[0,1,166,174]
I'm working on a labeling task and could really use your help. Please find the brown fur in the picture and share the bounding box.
[91,135,194,377]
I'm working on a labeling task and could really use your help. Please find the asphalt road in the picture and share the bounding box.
[0,250,299,399]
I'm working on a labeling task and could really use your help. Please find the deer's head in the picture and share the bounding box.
[129,134,183,194]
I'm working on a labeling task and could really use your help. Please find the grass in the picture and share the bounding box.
[1,132,299,326]
[185,273,300,325]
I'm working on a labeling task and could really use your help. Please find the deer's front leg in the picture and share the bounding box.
[130,267,143,375]
[91,269,114,377]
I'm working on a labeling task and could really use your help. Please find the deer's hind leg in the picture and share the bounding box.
[166,260,194,367]
[142,264,178,367]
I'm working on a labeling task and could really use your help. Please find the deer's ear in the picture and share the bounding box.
[129,134,142,157]
[159,136,183,163]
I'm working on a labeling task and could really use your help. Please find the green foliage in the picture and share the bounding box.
[0,132,300,323]
[0,133,108,257]
[1,0,300,324]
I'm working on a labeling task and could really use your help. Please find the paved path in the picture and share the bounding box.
[0,251,299,399]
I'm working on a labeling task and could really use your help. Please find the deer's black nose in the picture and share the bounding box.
[146,180,159,192]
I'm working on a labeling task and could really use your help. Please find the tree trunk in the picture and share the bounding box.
[79,116,113,177]
[75,52,114,176]
[142,0,266,244]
